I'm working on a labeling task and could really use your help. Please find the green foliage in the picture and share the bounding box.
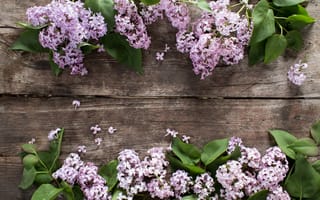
[166,153,205,176]
[19,167,37,189]
[197,0,211,12]
[172,137,202,165]
[85,0,115,30]
[311,120,320,145]
[201,138,229,166]
[99,160,119,191]
[101,33,143,74]
[247,190,269,200]
[182,195,198,200]
[23,154,39,169]
[287,138,318,156]
[249,0,314,65]
[31,184,64,200]
[140,0,160,6]
[285,154,320,198]
[49,51,63,76]
[264,34,287,64]
[269,130,297,159]
[10,29,48,53]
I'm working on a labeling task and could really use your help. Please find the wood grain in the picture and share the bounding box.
[0,1,319,98]
[1,97,320,199]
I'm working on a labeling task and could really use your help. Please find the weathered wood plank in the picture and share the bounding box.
[1,1,319,98]
[1,97,320,199]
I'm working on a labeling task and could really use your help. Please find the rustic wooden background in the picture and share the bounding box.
[0,0,319,199]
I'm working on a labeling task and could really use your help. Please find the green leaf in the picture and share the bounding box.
[79,42,99,54]
[201,138,229,166]
[17,22,48,30]
[273,0,305,7]
[285,154,320,198]
[264,34,287,64]
[249,40,266,65]
[19,167,36,189]
[48,128,64,172]
[172,137,202,165]
[312,160,320,174]
[85,0,115,30]
[31,184,63,200]
[288,138,318,156]
[22,144,37,154]
[287,14,316,30]
[197,0,211,12]
[269,130,297,159]
[182,195,198,200]
[23,154,39,169]
[49,51,63,76]
[34,173,53,184]
[286,30,303,51]
[11,29,47,53]
[61,181,75,200]
[247,190,269,200]
[140,0,160,6]
[250,9,275,45]
[311,121,320,145]
[101,33,143,74]
[167,153,205,176]
[252,0,270,25]
[99,160,119,191]
[112,189,123,200]
[73,185,85,200]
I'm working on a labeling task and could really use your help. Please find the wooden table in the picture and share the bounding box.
[0,1,319,199]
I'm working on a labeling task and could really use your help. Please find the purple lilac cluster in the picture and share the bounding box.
[215,137,290,200]
[193,173,216,199]
[177,0,252,79]
[52,153,110,200]
[287,60,308,85]
[26,0,107,75]
[114,0,151,49]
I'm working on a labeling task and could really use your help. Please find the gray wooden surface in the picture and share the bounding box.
[0,0,319,199]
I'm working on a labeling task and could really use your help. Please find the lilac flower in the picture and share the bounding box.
[165,128,179,138]
[227,136,243,154]
[156,52,164,61]
[182,135,190,143]
[288,60,308,85]
[141,147,168,178]
[114,0,151,49]
[90,125,102,135]
[267,186,290,200]
[140,3,164,25]
[176,30,197,53]
[72,100,81,109]
[162,0,190,31]
[26,0,107,75]
[28,138,36,144]
[94,137,103,146]
[77,145,87,154]
[48,128,61,141]
[239,147,262,170]
[147,178,174,199]
[164,43,170,52]
[193,173,215,199]
[108,126,117,134]
[170,170,193,198]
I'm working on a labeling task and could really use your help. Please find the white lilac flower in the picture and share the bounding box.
[90,124,102,135]
[182,135,190,143]
[72,100,81,109]
[141,147,168,177]
[164,43,170,52]
[156,52,164,61]
[165,128,179,138]
[193,173,215,199]
[147,178,174,199]
[94,137,103,146]
[48,128,61,141]
[77,145,87,154]
[28,138,36,144]
[287,60,308,85]
[108,126,117,134]
[170,170,193,198]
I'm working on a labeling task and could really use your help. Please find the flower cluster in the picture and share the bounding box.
[216,137,290,200]
[287,60,308,85]
[52,153,110,200]
[114,0,151,49]
[26,0,107,75]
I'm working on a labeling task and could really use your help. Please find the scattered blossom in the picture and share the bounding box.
[77,145,87,154]
[181,135,190,143]
[72,100,81,109]
[108,126,117,134]
[287,60,308,85]
[28,138,36,144]
[164,44,170,52]
[156,52,164,61]
[90,125,102,135]
[94,137,103,146]
[48,128,61,141]
[26,0,107,75]
[165,128,179,138]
